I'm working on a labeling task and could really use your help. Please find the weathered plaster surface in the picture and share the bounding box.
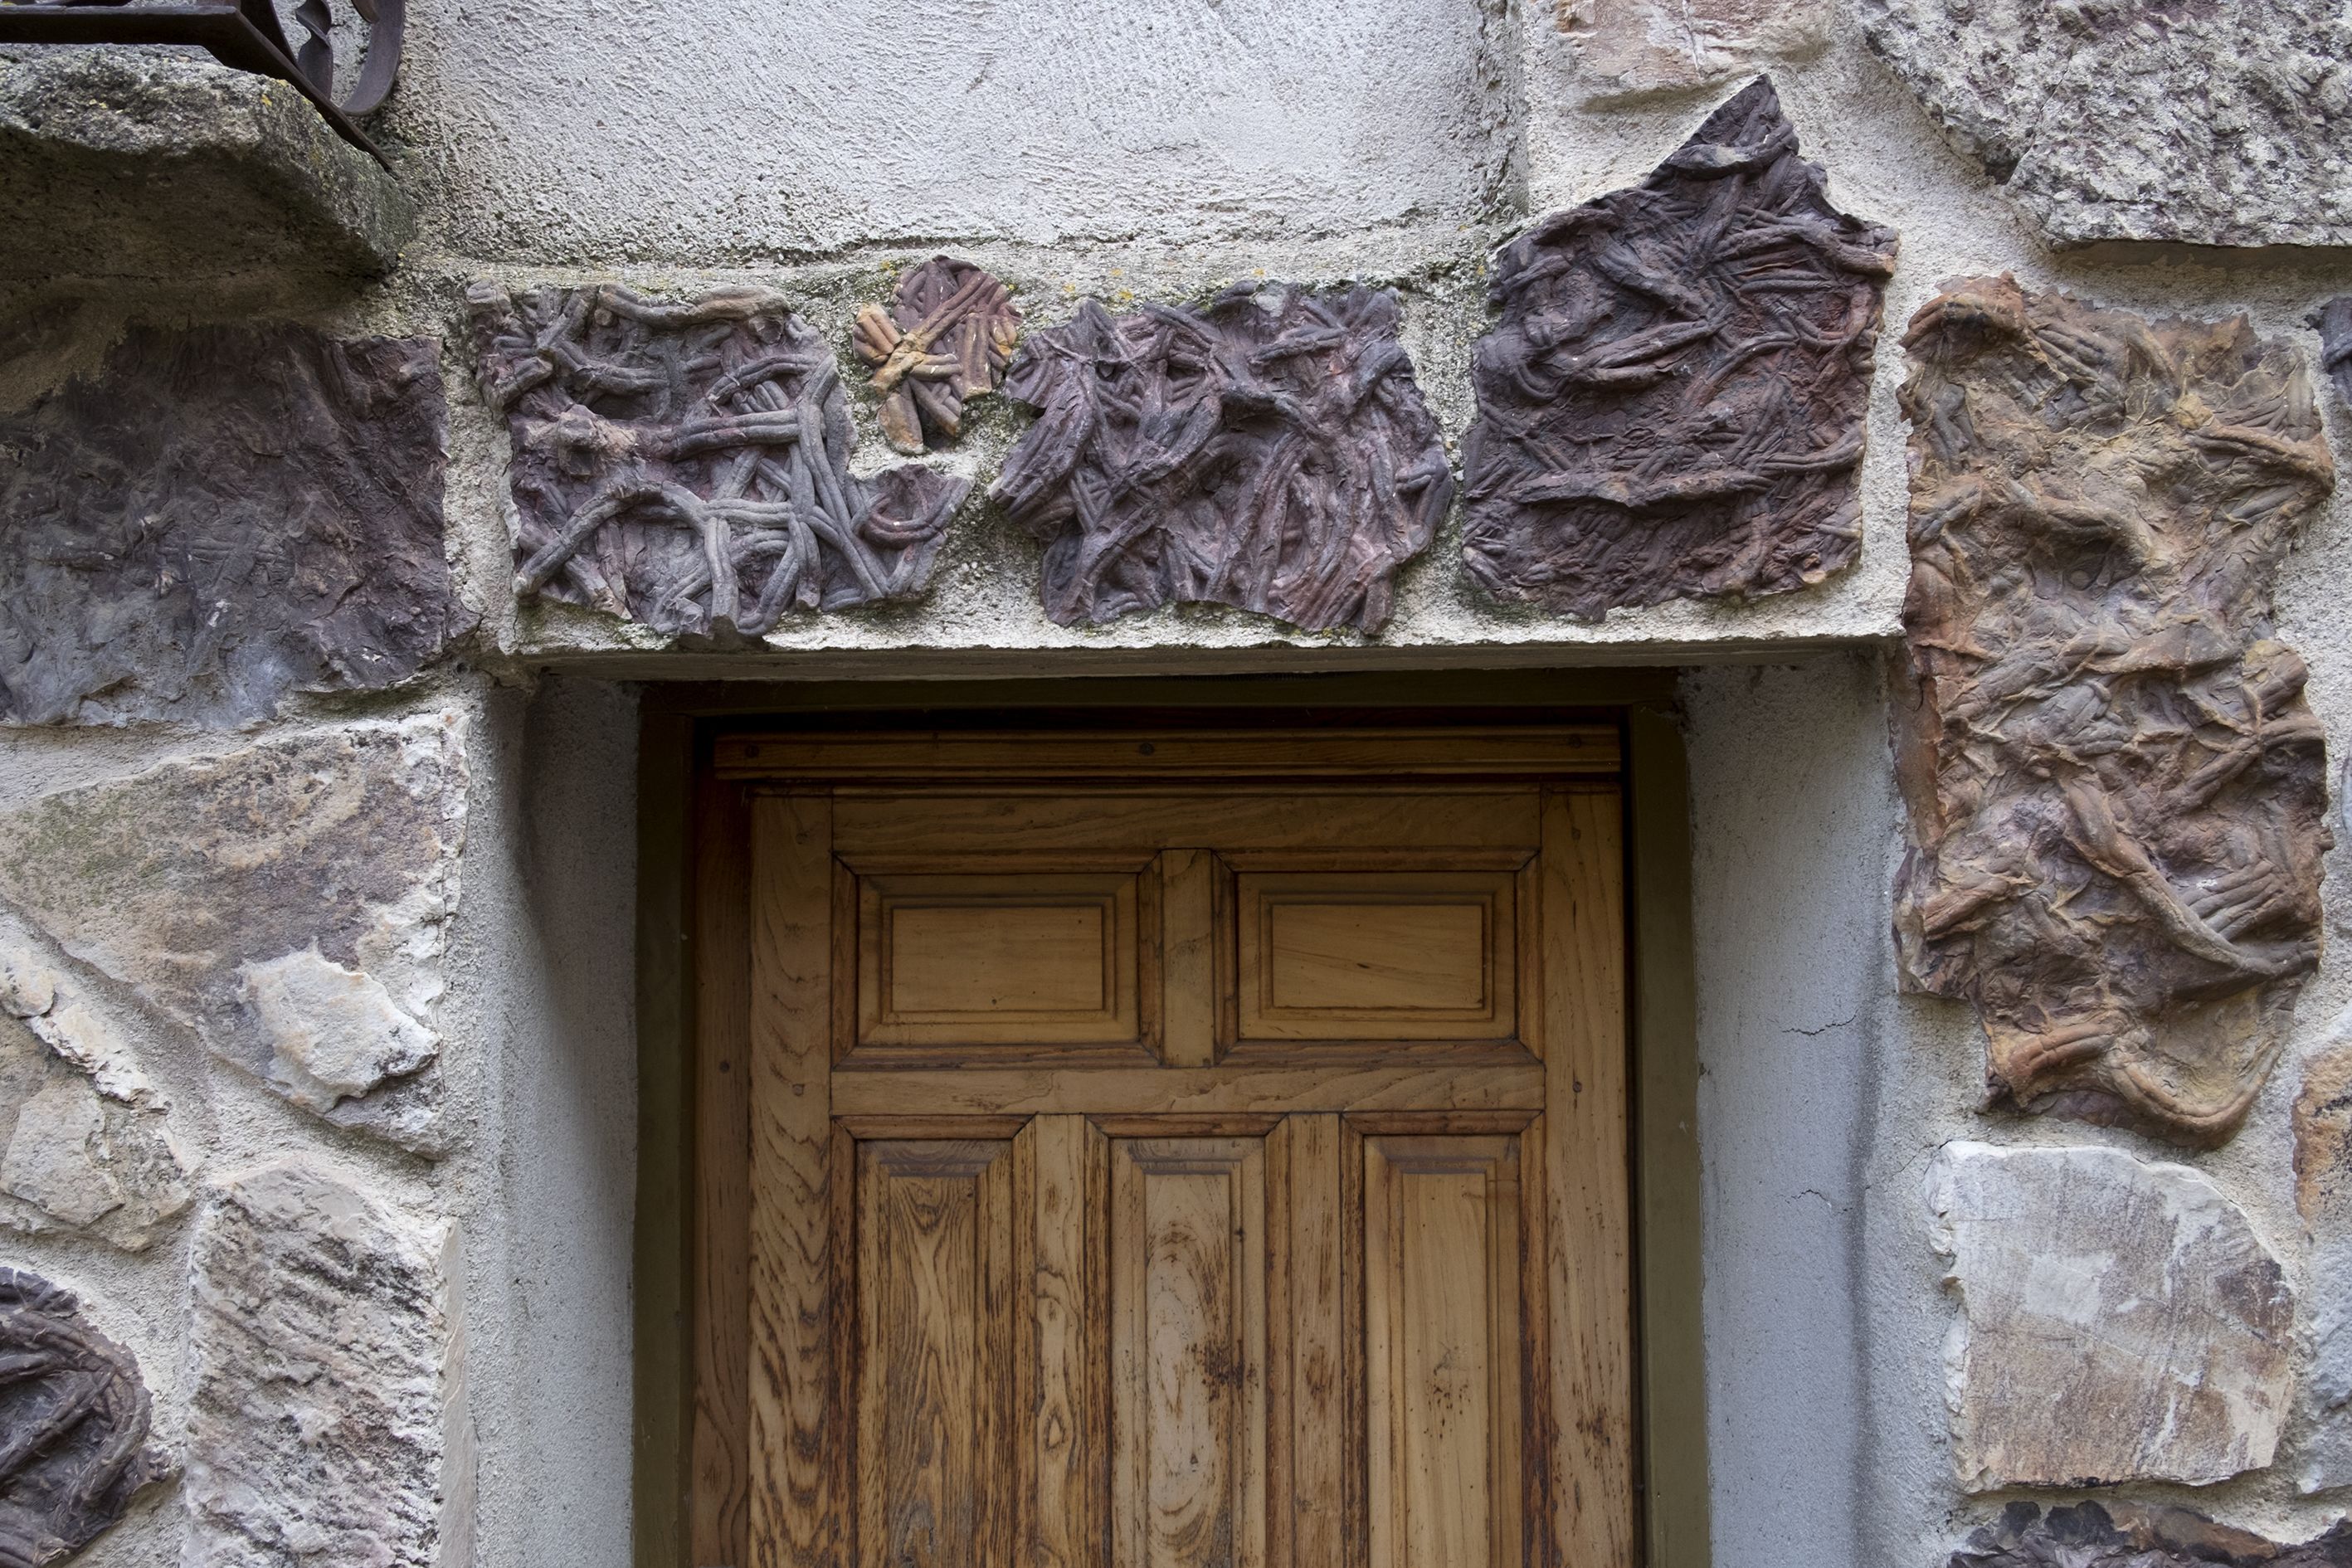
[386,0,1525,263]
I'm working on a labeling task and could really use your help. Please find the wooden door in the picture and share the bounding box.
[692,728,1634,1568]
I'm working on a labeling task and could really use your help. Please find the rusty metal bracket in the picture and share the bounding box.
[0,0,403,165]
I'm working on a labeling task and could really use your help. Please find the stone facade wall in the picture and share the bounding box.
[3,1,2352,1565]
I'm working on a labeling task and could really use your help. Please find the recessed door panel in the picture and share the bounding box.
[1364,1134,1526,1568]
[1234,870,1522,1045]
[854,1139,1019,1568]
[856,870,1143,1049]
[1111,1137,1269,1568]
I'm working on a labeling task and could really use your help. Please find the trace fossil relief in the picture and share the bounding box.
[1461,75,1897,620]
[469,283,970,639]
[0,1269,168,1567]
[2316,296,2352,412]
[0,320,457,727]
[1952,1502,2352,1567]
[853,256,1021,455]
[989,280,1453,634]
[1894,275,2336,1148]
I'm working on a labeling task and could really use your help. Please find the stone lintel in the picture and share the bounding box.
[0,49,413,282]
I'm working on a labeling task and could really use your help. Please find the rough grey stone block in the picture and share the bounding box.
[1556,0,1830,100]
[0,941,187,1252]
[0,49,413,281]
[185,1158,469,1568]
[1862,0,2352,247]
[0,713,467,1152]
[1926,1142,2296,1489]
[0,318,464,727]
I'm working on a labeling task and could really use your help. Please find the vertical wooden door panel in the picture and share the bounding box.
[1032,1117,1109,1568]
[1364,1134,1525,1568]
[1541,789,1636,1568]
[1112,1137,1269,1568]
[1266,1114,1356,1568]
[694,776,754,1568]
[855,1139,1020,1568]
[747,795,837,1568]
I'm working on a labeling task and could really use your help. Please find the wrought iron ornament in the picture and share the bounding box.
[470,283,969,639]
[1461,75,1897,619]
[854,256,1021,455]
[0,0,404,161]
[990,281,1452,634]
[0,1269,168,1567]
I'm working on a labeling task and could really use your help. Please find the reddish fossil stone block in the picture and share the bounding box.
[990,280,1452,635]
[854,256,1020,455]
[470,282,968,639]
[1894,276,2336,1147]
[1460,76,1896,621]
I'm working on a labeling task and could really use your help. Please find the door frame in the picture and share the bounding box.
[631,670,1708,1568]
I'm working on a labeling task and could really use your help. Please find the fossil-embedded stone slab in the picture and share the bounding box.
[186,1159,468,1568]
[0,320,460,727]
[854,256,1020,454]
[0,950,187,1253]
[1894,277,2335,1147]
[0,51,415,282]
[1460,77,1897,621]
[991,282,1453,633]
[2297,1033,2352,1493]
[1926,1142,2296,1489]
[0,713,467,1152]
[2317,299,2352,412]
[1862,0,2352,248]
[1950,1501,2352,1567]
[1556,0,1831,99]
[469,282,969,639]
[0,1267,169,1566]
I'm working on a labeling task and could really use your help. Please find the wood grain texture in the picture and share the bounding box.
[989,285,1453,634]
[1540,788,1635,1567]
[0,1268,169,1566]
[719,757,1634,1568]
[1365,1136,1525,1568]
[829,1064,1546,1119]
[831,792,1546,858]
[718,732,1618,783]
[1236,872,1516,1043]
[859,872,1140,1046]
[1461,77,1897,620]
[1266,1114,1357,1568]
[747,795,838,1568]
[1112,1137,1269,1568]
[855,1140,1019,1568]
[693,775,754,1568]
[1895,276,2336,1147]
[1030,1118,1110,1568]
[1160,851,1219,1068]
